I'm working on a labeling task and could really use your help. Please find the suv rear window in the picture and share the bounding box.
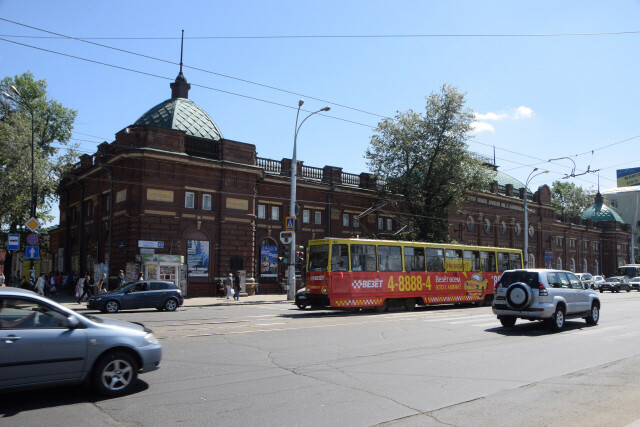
[499,271,539,288]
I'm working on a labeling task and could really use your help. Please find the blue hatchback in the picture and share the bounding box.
[87,280,184,313]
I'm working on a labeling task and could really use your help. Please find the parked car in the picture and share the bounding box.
[295,287,308,310]
[575,273,596,290]
[598,276,631,293]
[493,269,600,331]
[88,280,183,313]
[631,277,640,291]
[0,287,162,396]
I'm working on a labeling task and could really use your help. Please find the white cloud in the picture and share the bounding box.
[514,106,534,119]
[471,121,495,133]
[474,112,508,121]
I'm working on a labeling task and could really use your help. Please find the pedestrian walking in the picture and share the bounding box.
[77,274,92,303]
[96,273,107,294]
[233,272,241,301]
[35,273,46,296]
[115,270,125,290]
[225,273,233,299]
[0,272,5,286]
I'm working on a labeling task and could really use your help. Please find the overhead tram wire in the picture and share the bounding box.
[0,37,375,130]
[0,18,389,120]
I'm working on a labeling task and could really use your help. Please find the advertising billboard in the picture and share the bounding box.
[616,167,640,187]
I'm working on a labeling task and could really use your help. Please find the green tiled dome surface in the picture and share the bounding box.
[581,203,624,223]
[134,98,223,141]
[493,171,526,190]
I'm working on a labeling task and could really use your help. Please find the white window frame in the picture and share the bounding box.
[257,204,266,219]
[314,211,322,225]
[343,214,350,227]
[271,206,280,221]
[303,209,310,224]
[353,216,360,228]
[185,192,195,209]
[202,194,212,211]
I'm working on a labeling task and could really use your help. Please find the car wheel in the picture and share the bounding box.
[499,316,516,327]
[586,303,599,325]
[92,351,138,397]
[599,290,603,293]
[296,301,308,310]
[626,288,631,292]
[163,298,178,312]
[105,300,120,313]
[506,283,532,309]
[549,306,565,332]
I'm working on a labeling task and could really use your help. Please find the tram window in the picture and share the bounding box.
[378,245,402,271]
[309,245,329,272]
[480,251,496,272]
[510,252,522,269]
[351,244,377,271]
[331,244,349,271]
[445,249,464,272]
[497,252,510,272]
[463,250,480,272]
[426,248,445,272]
[404,247,425,272]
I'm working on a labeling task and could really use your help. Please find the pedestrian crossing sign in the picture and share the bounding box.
[285,216,295,231]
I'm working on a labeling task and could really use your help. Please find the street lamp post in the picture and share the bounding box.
[3,85,36,218]
[524,168,549,267]
[288,100,330,300]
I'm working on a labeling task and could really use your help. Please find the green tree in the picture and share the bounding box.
[0,71,79,233]
[550,181,595,218]
[366,84,493,242]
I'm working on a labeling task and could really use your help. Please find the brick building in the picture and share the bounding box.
[48,70,632,296]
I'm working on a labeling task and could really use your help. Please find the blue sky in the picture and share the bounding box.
[2,0,639,225]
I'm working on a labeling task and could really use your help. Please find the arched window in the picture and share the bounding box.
[528,253,535,268]
[570,258,576,273]
[556,257,562,270]
[582,259,588,273]
[593,260,599,275]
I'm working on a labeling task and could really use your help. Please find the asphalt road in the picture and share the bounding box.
[3,291,640,426]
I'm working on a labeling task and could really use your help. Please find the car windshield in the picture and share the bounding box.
[608,278,620,283]
[499,271,539,288]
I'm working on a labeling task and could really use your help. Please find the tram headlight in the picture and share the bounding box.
[322,286,327,294]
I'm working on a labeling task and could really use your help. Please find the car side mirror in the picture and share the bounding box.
[67,315,80,329]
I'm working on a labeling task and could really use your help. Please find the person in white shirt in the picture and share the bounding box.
[35,273,46,296]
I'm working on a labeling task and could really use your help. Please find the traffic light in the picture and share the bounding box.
[295,245,304,266]
[279,246,290,264]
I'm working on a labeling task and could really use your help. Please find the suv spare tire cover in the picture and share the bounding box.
[506,282,532,309]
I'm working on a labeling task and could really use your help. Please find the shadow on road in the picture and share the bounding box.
[486,320,597,336]
[0,380,149,417]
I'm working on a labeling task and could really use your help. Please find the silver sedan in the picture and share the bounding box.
[0,287,162,396]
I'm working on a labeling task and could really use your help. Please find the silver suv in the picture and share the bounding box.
[493,269,600,331]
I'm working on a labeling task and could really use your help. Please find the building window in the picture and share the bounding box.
[271,206,280,221]
[569,239,576,249]
[593,242,599,251]
[556,238,563,248]
[202,194,212,211]
[185,192,195,209]
[528,225,535,238]
[314,211,322,225]
[514,223,521,236]
[303,209,310,224]
[343,214,350,227]
[528,253,535,268]
[582,258,588,273]
[500,221,507,235]
[583,241,588,250]
[466,216,475,232]
[387,218,393,231]
[483,218,491,234]
[570,258,576,273]
[593,260,599,275]
[556,257,562,270]
[257,204,266,219]
[378,218,383,230]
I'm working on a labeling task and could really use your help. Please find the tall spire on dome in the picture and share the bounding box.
[170,30,191,99]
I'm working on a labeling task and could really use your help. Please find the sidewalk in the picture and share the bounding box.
[49,292,292,311]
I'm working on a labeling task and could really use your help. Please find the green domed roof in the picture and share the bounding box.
[493,170,526,190]
[581,193,625,223]
[134,98,223,141]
